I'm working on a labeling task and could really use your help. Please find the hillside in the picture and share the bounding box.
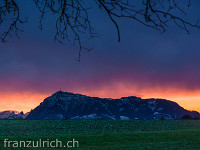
[26,91,200,120]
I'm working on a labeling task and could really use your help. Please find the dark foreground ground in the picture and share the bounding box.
[0,120,200,149]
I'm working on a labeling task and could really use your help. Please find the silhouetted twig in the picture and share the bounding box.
[1,0,200,60]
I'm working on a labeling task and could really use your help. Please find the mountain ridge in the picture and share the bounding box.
[26,91,200,120]
[0,111,29,119]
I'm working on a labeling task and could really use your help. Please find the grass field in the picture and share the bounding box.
[1,120,200,149]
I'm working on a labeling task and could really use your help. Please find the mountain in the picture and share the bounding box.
[26,91,200,120]
[0,110,19,115]
[0,111,29,119]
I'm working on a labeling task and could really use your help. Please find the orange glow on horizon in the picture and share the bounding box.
[0,92,47,113]
[1,86,200,113]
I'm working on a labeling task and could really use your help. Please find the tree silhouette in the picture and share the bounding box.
[1,0,200,60]
[181,114,193,120]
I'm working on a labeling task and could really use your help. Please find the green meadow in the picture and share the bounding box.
[1,120,200,149]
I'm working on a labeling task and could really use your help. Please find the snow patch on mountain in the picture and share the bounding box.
[120,116,129,120]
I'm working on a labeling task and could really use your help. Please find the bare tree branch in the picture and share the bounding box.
[96,0,200,40]
[33,0,96,61]
[0,0,25,43]
[1,0,200,60]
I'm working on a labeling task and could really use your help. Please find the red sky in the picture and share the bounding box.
[1,1,200,114]
[1,85,200,113]
[1,40,200,113]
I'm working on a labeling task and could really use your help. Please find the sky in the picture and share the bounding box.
[1,1,200,113]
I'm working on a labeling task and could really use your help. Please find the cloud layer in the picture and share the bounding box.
[1,0,200,112]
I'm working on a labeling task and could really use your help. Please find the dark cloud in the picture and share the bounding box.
[1,0,200,97]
